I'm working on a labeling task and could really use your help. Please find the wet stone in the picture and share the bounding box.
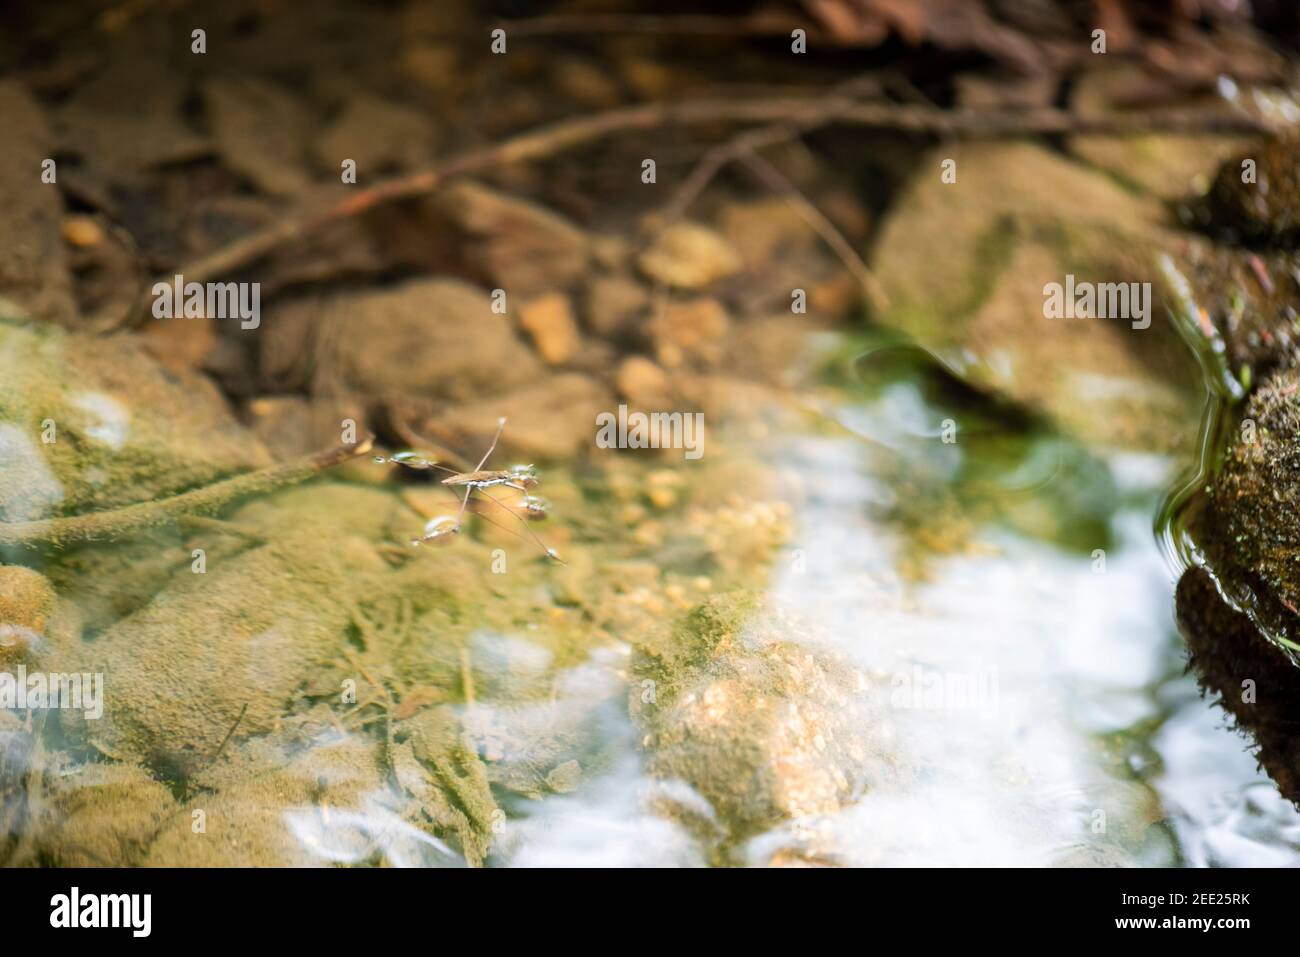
[1188,365,1300,656]
[638,222,742,291]
[871,140,1202,453]
[630,593,884,852]
[1203,133,1300,246]
[0,318,271,522]
[0,83,76,326]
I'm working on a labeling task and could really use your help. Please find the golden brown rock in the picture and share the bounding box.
[584,274,649,339]
[0,565,55,664]
[615,355,672,408]
[638,223,742,291]
[631,594,883,851]
[651,298,729,368]
[518,293,581,365]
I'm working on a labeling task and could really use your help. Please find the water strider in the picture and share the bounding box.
[375,417,561,561]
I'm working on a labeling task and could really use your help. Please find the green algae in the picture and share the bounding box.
[0,320,270,525]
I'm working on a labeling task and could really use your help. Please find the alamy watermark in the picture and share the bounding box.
[1042,274,1150,330]
[50,887,150,937]
[890,665,999,714]
[151,274,260,329]
[0,666,103,719]
[595,404,705,460]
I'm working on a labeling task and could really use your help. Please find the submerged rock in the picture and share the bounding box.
[145,735,406,867]
[437,372,613,461]
[583,273,650,340]
[433,181,590,297]
[43,762,177,867]
[637,222,742,291]
[517,292,582,365]
[312,93,437,176]
[400,706,498,866]
[204,76,313,197]
[0,318,270,523]
[258,277,542,406]
[60,484,400,770]
[0,565,54,664]
[630,593,884,856]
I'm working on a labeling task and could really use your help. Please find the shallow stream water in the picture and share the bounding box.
[483,333,1300,867]
[7,323,1297,868]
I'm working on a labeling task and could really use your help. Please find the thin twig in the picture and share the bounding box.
[495,13,808,40]
[737,148,889,312]
[655,76,884,228]
[200,702,248,773]
[0,435,374,549]
[125,96,1273,327]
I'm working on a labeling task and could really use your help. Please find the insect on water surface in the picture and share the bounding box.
[375,417,562,562]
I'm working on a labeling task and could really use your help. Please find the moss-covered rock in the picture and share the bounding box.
[0,564,55,664]
[145,734,402,867]
[43,762,177,867]
[630,593,884,854]
[0,318,270,523]
[871,141,1202,453]
[1203,133,1300,246]
[62,484,401,769]
[1176,566,1300,804]
[1188,365,1300,655]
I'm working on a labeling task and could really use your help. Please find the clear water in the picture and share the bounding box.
[9,328,1294,868]
[482,339,1300,867]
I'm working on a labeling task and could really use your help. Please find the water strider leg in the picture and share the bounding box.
[474,417,508,472]
[453,486,474,527]
[477,487,563,562]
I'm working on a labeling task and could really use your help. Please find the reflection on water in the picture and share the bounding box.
[1153,681,1300,867]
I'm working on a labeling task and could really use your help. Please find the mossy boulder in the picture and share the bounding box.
[0,564,55,664]
[1187,366,1300,655]
[1176,567,1300,804]
[61,484,402,769]
[1169,135,1300,807]
[1203,133,1300,246]
[870,141,1202,453]
[0,317,270,524]
[145,735,399,867]
[43,762,177,867]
